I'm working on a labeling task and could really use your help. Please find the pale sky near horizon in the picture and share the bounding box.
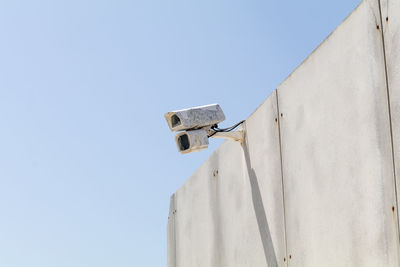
[0,0,360,266]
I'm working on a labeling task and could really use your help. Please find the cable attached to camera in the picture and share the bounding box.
[208,120,245,138]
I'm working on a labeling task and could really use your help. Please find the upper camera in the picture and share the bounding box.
[164,104,225,132]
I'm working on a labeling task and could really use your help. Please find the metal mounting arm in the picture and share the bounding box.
[207,126,245,145]
[209,131,244,142]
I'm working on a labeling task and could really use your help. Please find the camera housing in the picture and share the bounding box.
[164,104,225,132]
[174,129,209,154]
[165,103,243,154]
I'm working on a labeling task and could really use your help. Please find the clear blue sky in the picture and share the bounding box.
[0,0,360,266]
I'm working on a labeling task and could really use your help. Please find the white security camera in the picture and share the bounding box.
[175,129,209,154]
[165,104,244,154]
[164,104,225,132]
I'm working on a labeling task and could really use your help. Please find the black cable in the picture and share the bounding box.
[208,130,218,138]
[207,120,245,138]
[212,120,245,132]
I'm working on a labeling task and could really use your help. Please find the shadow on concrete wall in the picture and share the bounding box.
[242,141,279,267]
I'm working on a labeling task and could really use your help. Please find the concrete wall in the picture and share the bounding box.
[167,0,400,266]
[381,0,400,246]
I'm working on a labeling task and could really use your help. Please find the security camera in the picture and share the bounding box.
[165,104,244,154]
[164,104,225,132]
[175,129,209,154]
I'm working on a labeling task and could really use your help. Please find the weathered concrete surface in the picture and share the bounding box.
[174,142,269,267]
[277,1,399,266]
[243,92,288,267]
[380,0,400,232]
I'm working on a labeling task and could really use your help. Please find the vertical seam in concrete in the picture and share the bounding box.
[275,89,289,267]
[377,0,400,246]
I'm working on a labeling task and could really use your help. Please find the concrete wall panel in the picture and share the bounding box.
[243,92,288,266]
[174,142,267,267]
[277,1,399,266]
[380,0,400,233]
